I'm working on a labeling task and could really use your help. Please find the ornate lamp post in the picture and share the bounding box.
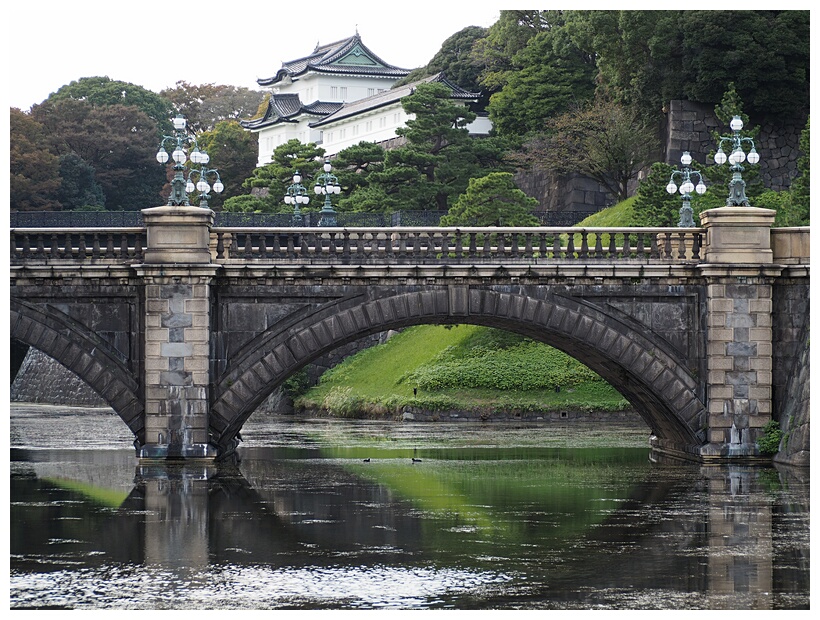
[314,159,341,227]
[155,114,223,207]
[666,151,707,227]
[284,171,310,225]
[186,146,224,209]
[713,115,760,207]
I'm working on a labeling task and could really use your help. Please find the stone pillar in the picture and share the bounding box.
[699,207,782,460]
[136,206,219,460]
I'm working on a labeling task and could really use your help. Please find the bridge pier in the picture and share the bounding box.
[697,207,779,462]
[135,207,220,460]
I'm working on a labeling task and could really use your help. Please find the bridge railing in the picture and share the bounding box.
[10,228,146,263]
[9,226,706,265]
[211,227,704,263]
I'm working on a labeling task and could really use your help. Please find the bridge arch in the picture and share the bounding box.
[10,299,144,442]
[210,287,707,456]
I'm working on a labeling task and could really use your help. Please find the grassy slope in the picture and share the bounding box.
[295,202,636,417]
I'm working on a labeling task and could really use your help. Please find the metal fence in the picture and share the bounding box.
[11,210,593,229]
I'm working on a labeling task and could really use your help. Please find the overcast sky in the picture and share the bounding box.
[7,0,508,111]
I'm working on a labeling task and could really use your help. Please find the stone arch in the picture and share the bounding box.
[210,288,707,457]
[10,299,144,442]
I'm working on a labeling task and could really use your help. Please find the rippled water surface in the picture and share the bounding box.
[9,405,810,610]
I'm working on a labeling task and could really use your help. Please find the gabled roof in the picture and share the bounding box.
[240,94,343,131]
[257,33,411,87]
[310,73,481,128]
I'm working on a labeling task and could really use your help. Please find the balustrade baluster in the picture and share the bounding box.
[286,233,296,258]
[524,233,533,258]
[412,232,423,260]
[663,232,672,259]
[579,232,589,259]
[481,233,491,259]
[106,233,115,258]
[120,233,129,259]
[494,232,504,258]
[329,232,338,258]
[650,233,660,259]
[566,234,575,259]
[441,232,449,259]
[216,233,225,259]
[50,234,59,259]
[355,233,365,260]
[623,233,632,259]
[691,232,702,261]
[63,233,73,259]
[259,233,267,259]
[594,233,603,258]
[402,231,411,259]
[608,233,617,258]
[342,230,351,260]
[453,230,463,259]
[92,233,100,259]
[677,232,687,260]
[22,234,31,259]
[468,232,477,258]
[272,232,283,258]
[78,234,87,260]
[383,232,393,259]
[552,235,561,259]
[636,233,645,258]
[244,233,253,258]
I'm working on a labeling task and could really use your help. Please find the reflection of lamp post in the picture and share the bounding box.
[156,114,223,207]
[284,171,310,225]
[714,115,760,207]
[314,159,341,227]
[666,151,707,227]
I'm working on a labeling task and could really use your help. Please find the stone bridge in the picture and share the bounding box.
[9,206,809,464]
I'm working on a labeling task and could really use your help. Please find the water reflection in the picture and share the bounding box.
[9,416,810,610]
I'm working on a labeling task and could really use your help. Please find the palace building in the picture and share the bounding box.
[241,33,490,166]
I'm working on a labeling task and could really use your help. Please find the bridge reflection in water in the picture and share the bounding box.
[9,438,810,610]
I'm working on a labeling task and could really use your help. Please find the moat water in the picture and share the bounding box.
[9,404,810,610]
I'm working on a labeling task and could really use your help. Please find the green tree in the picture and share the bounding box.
[565,10,809,119]
[512,97,659,202]
[41,76,175,131]
[472,10,552,92]
[32,99,166,210]
[632,162,685,227]
[160,81,266,133]
[368,81,479,211]
[194,120,258,209]
[221,194,276,213]
[332,142,388,212]
[226,139,325,213]
[487,20,596,137]
[441,172,539,226]
[10,108,62,211]
[787,116,810,225]
[57,152,105,210]
[395,27,489,108]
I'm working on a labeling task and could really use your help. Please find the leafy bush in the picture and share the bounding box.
[402,338,602,391]
[756,420,784,455]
